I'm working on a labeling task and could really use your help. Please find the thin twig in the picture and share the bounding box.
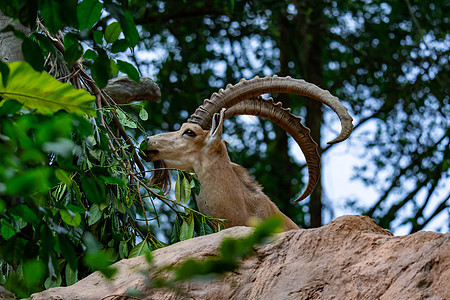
[136,180,151,234]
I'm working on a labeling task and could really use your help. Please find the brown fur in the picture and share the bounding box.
[141,121,299,231]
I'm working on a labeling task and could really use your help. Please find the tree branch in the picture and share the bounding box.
[411,193,450,233]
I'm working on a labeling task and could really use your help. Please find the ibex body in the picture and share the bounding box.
[143,113,299,231]
[141,76,353,231]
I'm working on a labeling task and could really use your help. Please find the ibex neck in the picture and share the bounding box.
[192,151,249,225]
[193,152,234,187]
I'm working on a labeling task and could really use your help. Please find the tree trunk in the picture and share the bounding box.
[270,13,295,216]
[305,101,323,227]
[296,1,326,227]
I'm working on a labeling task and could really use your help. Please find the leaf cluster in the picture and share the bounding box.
[0,0,140,88]
[0,2,226,297]
[0,64,143,296]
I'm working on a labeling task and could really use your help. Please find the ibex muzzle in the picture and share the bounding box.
[141,76,353,231]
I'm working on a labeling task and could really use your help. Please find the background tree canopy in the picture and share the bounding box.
[129,0,449,230]
[0,0,448,297]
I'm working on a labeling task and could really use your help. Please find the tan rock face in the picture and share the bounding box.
[31,215,450,300]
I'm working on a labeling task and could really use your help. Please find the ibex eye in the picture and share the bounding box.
[183,129,196,137]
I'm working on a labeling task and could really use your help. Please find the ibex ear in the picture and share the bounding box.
[208,108,226,145]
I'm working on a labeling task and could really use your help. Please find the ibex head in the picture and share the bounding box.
[141,109,227,172]
[141,75,353,202]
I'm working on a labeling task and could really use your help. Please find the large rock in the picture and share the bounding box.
[103,76,161,104]
[31,215,449,299]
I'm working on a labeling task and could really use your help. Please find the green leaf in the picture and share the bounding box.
[119,240,128,259]
[38,0,77,32]
[116,109,137,129]
[180,215,195,241]
[105,22,122,43]
[83,49,98,60]
[110,59,119,77]
[199,219,214,236]
[129,240,151,258]
[83,246,117,279]
[100,176,126,187]
[180,176,191,204]
[230,0,235,11]
[32,32,56,56]
[180,221,189,241]
[58,235,78,270]
[39,0,63,33]
[92,30,104,45]
[0,236,26,265]
[66,204,86,214]
[80,176,106,204]
[116,60,140,83]
[64,42,83,67]
[1,219,16,240]
[9,205,40,224]
[77,0,103,30]
[91,52,112,89]
[0,200,5,214]
[5,167,51,195]
[65,264,78,286]
[88,204,102,226]
[22,37,44,71]
[121,10,139,47]
[170,219,181,244]
[175,172,181,203]
[44,275,62,289]
[0,99,22,116]
[113,195,126,213]
[0,60,10,86]
[23,260,45,288]
[60,210,82,227]
[63,32,78,50]
[0,61,95,116]
[111,39,129,53]
[175,172,191,204]
[55,169,72,187]
[139,108,148,121]
[191,176,202,196]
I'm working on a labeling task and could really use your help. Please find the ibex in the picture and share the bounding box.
[141,76,353,231]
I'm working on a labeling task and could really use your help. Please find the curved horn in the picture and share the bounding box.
[224,96,319,202]
[188,75,353,144]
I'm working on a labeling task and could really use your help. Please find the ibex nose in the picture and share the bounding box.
[139,137,159,161]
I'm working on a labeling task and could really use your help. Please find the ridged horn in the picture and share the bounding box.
[224,96,320,202]
[188,75,354,144]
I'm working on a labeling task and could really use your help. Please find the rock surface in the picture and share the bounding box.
[0,13,30,63]
[103,76,161,104]
[31,215,449,300]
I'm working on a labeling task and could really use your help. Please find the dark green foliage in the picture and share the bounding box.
[0,60,10,86]
[126,0,448,231]
[0,3,228,297]
[77,0,103,30]
[117,60,140,83]
[0,0,448,297]
[22,37,44,71]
